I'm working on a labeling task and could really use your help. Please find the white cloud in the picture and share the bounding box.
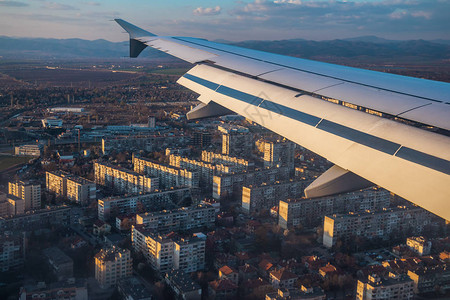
[193,6,221,16]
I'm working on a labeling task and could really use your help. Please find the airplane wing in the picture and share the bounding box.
[114,19,450,221]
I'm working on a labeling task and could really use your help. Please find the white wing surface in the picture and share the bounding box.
[115,19,450,221]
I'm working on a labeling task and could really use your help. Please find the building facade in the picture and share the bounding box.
[356,273,414,300]
[323,206,435,248]
[278,188,391,229]
[242,179,311,214]
[133,157,199,189]
[9,181,41,211]
[94,162,159,195]
[94,247,132,288]
[136,204,215,233]
[98,188,191,221]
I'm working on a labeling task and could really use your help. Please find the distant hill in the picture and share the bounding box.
[0,36,449,62]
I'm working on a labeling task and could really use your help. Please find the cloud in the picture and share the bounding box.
[0,0,28,7]
[41,2,78,10]
[193,6,221,16]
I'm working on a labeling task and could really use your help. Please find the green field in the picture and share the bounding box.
[0,155,32,172]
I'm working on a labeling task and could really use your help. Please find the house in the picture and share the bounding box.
[319,263,338,278]
[93,219,111,236]
[219,265,239,285]
[269,268,298,289]
[239,264,258,282]
[165,270,201,300]
[208,279,238,300]
[243,277,273,298]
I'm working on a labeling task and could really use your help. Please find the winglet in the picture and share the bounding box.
[114,19,156,58]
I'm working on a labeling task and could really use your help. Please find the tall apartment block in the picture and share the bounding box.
[323,206,436,248]
[278,188,391,229]
[218,124,252,157]
[46,171,96,205]
[242,179,311,214]
[94,162,159,195]
[102,134,191,154]
[0,233,24,272]
[257,139,295,168]
[0,192,8,217]
[0,206,71,231]
[94,247,132,288]
[356,273,414,300]
[169,154,240,186]
[201,151,254,171]
[7,195,24,215]
[8,181,41,211]
[98,188,191,221]
[132,227,205,273]
[136,203,215,233]
[133,156,199,189]
[213,166,290,200]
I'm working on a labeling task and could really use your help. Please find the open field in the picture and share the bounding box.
[0,155,32,172]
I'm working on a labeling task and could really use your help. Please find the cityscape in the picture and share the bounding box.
[0,56,448,300]
[0,1,449,299]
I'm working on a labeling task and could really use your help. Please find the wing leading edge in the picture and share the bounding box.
[114,19,450,221]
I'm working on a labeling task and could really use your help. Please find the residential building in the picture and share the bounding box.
[213,166,290,200]
[132,227,205,273]
[242,179,311,214]
[9,181,41,211]
[43,247,73,281]
[66,176,96,205]
[356,273,414,300]
[192,130,212,148]
[94,247,132,288]
[406,236,432,256]
[19,279,88,300]
[0,192,8,217]
[269,268,298,289]
[46,170,70,196]
[0,205,71,231]
[221,131,252,157]
[136,204,215,233]
[407,265,450,294]
[133,156,199,189]
[279,187,391,229]
[169,154,239,187]
[323,206,435,248]
[208,279,238,300]
[258,139,295,168]
[117,276,153,300]
[266,286,326,300]
[219,265,239,285]
[94,162,159,195]
[14,144,42,157]
[0,233,24,272]
[165,270,202,300]
[201,151,254,171]
[7,194,24,215]
[98,188,191,221]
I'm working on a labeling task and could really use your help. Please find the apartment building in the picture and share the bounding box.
[213,166,290,200]
[94,162,159,195]
[356,273,414,300]
[136,204,215,233]
[406,236,432,256]
[256,139,295,168]
[278,188,391,229]
[169,154,239,186]
[0,233,24,272]
[201,151,254,171]
[132,227,205,273]
[9,181,41,211]
[323,206,435,248]
[98,188,191,221]
[0,192,8,217]
[94,247,132,288]
[46,171,96,205]
[242,179,311,214]
[133,156,198,189]
[0,206,71,231]
[7,195,24,216]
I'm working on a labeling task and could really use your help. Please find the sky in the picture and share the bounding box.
[0,0,449,42]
